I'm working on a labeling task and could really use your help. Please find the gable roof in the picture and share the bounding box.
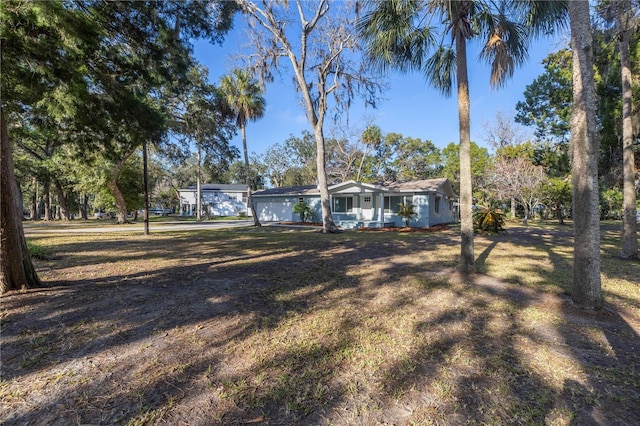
[252,178,457,198]
[383,178,457,197]
[328,180,386,193]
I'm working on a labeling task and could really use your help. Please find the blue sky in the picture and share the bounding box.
[193,21,567,157]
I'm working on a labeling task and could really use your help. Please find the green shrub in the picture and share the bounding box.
[473,205,505,234]
[27,241,49,259]
[292,200,315,223]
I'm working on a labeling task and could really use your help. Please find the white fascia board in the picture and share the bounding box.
[329,181,387,193]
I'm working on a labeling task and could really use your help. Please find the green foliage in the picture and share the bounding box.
[515,49,573,143]
[533,142,570,177]
[496,141,536,161]
[27,241,48,260]
[226,159,265,190]
[392,136,443,180]
[441,141,492,190]
[352,131,443,183]
[397,203,417,227]
[592,19,640,187]
[517,28,640,186]
[292,200,315,223]
[542,177,572,223]
[601,188,624,220]
[117,155,145,212]
[357,0,559,92]
[180,67,239,165]
[220,69,266,131]
[3,0,238,218]
[473,204,506,234]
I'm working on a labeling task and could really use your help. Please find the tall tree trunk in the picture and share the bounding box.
[43,180,52,221]
[142,140,149,235]
[242,125,261,226]
[556,202,565,225]
[81,193,88,220]
[314,124,338,233]
[37,195,44,219]
[617,1,638,259]
[569,1,602,309]
[196,140,202,222]
[456,32,474,273]
[29,177,38,220]
[288,47,337,233]
[107,157,130,224]
[53,179,70,221]
[510,197,516,220]
[1,109,41,294]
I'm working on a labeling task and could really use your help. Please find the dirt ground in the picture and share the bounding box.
[1,223,639,425]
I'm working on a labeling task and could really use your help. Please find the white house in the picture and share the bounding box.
[178,184,249,217]
[252,178,458,228]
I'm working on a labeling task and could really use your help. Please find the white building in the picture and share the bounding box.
[178,184,249,217]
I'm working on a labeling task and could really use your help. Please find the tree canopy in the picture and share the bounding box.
[1,0,238,292]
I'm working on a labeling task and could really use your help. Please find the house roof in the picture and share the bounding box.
[328,180,386,192]
[252,178,457,198]
[383,178,457,198]
[253,185,319,197]
[180,183,247,192]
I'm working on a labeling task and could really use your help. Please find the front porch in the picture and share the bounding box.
[336,220,396,230]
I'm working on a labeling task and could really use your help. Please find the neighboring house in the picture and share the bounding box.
[252,178,458,228]
[178,184,249,217]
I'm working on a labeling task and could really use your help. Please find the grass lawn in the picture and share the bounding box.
[1,223,639,425]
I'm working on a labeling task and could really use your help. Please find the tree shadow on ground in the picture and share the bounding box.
[478,225,640,425]
[1,225,639,425]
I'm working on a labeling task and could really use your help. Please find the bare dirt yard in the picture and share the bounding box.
[2,223,639,425]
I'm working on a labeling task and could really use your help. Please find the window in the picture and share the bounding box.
[434,196,441,214]
[384,196,404,213]
[363,196,371,203]
[333,196,353,213]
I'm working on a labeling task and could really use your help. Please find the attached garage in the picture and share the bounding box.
[253,186,321,223]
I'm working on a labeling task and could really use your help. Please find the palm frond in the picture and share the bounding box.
[512,0,568,38]
[219,69,265,128]
[423,45,455,96]
[357,0,436,73]
[477,7,530,89]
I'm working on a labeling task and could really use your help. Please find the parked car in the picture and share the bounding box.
[148,208,173,216]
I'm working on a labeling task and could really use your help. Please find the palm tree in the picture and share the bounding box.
[357,0,565,273]
[614,0,638,259]
[397,203,418,227]
[567,1,602,309]
[220,69,266,226]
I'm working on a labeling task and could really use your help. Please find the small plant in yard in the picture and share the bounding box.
[292,200,315,223]
[27,241,49,259]
[473,203,505,234]
[397,203,417,227]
